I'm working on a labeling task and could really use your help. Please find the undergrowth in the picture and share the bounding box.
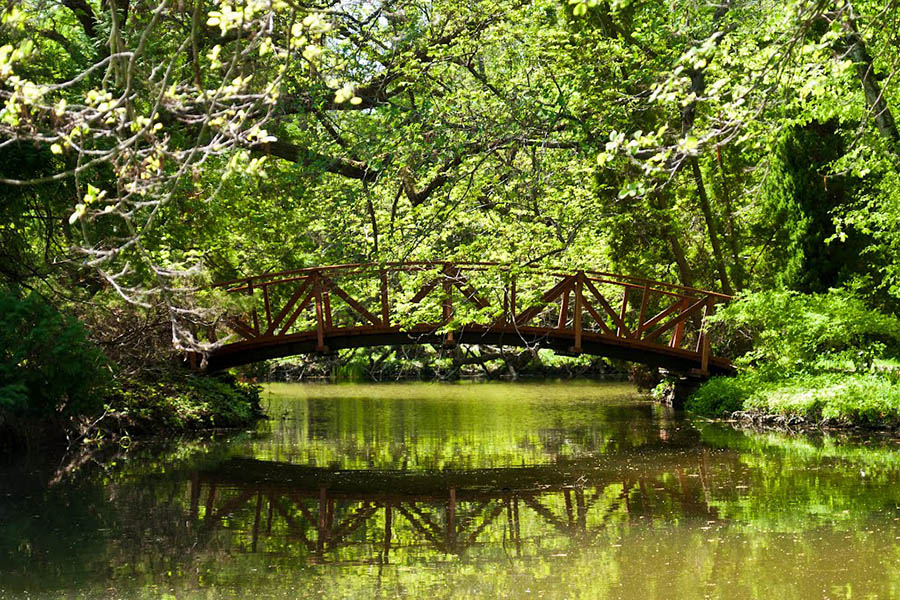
[688,290,900,427]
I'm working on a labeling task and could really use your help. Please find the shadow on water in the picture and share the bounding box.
[2,382,900,599]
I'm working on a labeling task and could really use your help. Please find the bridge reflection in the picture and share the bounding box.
[189,457,721,561]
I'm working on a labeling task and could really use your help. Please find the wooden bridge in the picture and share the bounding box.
[195,262,733,374]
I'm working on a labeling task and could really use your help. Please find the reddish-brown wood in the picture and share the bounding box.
[207,262,732,373]
[643,296,707,343]
[313,274,327,352]
[248,281,260,335]
[263,285,272,330]
[583,278,632,338]
[573,273,583,352]
[558,290,570,329]
[323,289,333,330]
[637,297,689,336]
[380,270,390,326]
[669,299,687,349]
[278,290,315,336]
[320,274,382,326]
[264,277,313,336]
[637,285,650,340]
[617,288,629,337]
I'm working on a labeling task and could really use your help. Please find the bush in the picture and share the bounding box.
[108,372,262,433]
[708,289,900,372]
[0,289,109,417]
[685,375,757,416]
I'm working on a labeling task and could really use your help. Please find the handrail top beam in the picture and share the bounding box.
[214,261,732,300]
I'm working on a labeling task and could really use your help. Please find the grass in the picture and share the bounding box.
[688,371,900,427]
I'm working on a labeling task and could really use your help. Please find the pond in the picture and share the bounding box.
[2,381,900,599]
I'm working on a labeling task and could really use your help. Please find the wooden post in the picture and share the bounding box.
[248,281,259,335]
[669,298,687,349]
[380,270,390,326]
[443,263,455,346]
[697,295,715,374]
[510,276,517,325]
[323,289,333,330]
[262,285,272,332]
[617,287,629,338]
[313,273,327,352]
[573,273,583,352]
[502,287,509,326]
[558,289,570,329]
[637,284,650,340]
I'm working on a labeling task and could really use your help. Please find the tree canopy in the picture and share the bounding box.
[1,0,899,348]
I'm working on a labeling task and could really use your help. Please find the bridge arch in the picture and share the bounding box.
[194,262,733,375]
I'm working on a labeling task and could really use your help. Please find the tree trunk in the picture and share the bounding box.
[690,156,733,295]
[843,2,900,144]
[716,145,745,290]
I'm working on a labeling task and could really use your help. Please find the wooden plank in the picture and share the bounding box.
[264,277,313,336]
[510,277,517,323]
[319,274,382,326]
[278,290,315,336]
[582,278,632,338]
[410,278,439,303]
[263,285,272,330]
[323,290,333,330]
[698,296,715,374]
[227,317,258,340]
[248,282,260,335]
[573,274,583,351]
[450,268,490,310]
[642,296,707,343]
[380,270,390,326]
[442,263,454,325]
[558,291,570,329]
[636,297,688,336]
[314,276,327,351]
[669,299,687,349]
[581,296,614,336]
[514,276,574,326]
[617,288,629,337]
[636,285,650,339]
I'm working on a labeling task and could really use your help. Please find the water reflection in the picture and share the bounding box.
[3,382,900,599]
[190,454,721,561]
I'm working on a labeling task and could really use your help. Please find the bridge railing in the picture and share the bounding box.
[205,262,731,372]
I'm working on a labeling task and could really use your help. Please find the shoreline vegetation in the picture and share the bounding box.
[685,290,900,431]
[0,289,262,454]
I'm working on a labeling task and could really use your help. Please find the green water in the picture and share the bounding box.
[3,381,900,599]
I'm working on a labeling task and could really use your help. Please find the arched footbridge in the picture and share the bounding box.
[192,262,733,375]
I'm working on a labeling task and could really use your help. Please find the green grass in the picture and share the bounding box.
[688,371,900,427]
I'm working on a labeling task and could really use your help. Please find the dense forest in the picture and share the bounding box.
[2,0,900,445]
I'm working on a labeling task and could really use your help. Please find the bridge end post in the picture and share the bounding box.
[572,272,583,353]
[313,272,329,353]
[697,295,715,375]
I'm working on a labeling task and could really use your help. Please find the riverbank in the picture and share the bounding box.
[687,371,900,431]
[0,372,262,454]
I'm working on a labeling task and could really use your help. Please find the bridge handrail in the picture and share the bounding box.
[213,261,733,301]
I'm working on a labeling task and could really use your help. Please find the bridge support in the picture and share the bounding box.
[656,370,706,409]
